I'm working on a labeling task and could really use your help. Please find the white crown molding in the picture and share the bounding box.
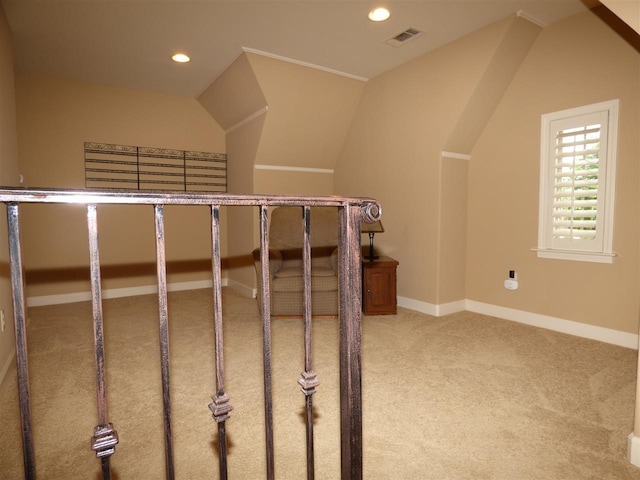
[254,164,334,174]
[442,151,471,161]
[516,10,548,28]
[225,106,269,134]
[241,47,369,82]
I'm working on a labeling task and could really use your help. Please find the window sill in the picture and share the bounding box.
[533,248,616,264]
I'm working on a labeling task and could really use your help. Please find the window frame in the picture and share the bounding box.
[536,99,619,264]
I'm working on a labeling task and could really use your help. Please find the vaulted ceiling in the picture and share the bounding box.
[1,0,591,98]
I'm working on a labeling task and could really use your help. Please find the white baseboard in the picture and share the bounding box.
[629,433,640,466]
[0,347,15,388]
[397,296,437,316]
[26,279,218,307]
[25,285,639,350]
[398,296,638,350]
[437,300,467,316]
[397,297,466,317]
[224,278,256,298]
[466,300,638,350]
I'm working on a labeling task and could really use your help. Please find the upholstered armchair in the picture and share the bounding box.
[252,206,339,317]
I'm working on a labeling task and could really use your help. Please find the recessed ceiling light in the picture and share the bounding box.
[171,53,191,63]
[368,7,390,22]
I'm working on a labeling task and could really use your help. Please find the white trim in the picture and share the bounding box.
[28,291,92,307]
[241,47,369,82]
[398,296,437,316]
[225,106,269,134]
[398,295,638,349]
[533,248,616,264]
[25,283,638,349]
[254,164,334,174]
[537,99,619,261]
[628,433,640,467]
[397,297,466,317]
[516,10,548,28]
[465,300,638,349]
[224,278,256,298]
[0,347,15,388]
[441,151,471,161]
[436,300,467,316]
[26,279,218,307]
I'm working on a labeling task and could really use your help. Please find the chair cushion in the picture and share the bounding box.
[276,246,335,272]
[275,265,335,278]
[272,273,338,293]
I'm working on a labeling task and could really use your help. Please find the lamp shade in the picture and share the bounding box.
[361,220,384,234]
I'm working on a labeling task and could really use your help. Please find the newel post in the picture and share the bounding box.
[338,201,382,479]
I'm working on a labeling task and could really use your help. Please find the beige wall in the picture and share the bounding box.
[336,9,640,336]
[246,52,365,172]
[15,74,226,297]
[199,52,266,291]
[335,15,526,305]
[198,53,267,131]
[254,168,333,196]
[224,114,265,292]
[467,10,640,333]
[200,52,365,291]
[6,7,639,338]
[437,156,469,304]
[0,3,20,382]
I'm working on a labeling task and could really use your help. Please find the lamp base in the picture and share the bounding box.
[365,232,379,261]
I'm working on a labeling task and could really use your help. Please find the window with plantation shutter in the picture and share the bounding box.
[537,100,619,263]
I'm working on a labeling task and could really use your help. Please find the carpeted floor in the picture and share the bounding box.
[1,287,640,479]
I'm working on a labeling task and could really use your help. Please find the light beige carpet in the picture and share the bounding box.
[1,287,640,479]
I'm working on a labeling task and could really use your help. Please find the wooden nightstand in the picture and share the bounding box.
[362,256,399,315]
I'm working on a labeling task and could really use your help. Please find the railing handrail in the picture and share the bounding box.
[0,187,380,210]
[2,187,381,480]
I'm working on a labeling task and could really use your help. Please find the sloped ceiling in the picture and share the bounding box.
[444,15,542,154]
[0,0,590,98]
[600,0,640,34]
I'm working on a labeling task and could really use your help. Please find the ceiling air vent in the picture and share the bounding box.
[385,27,424,47]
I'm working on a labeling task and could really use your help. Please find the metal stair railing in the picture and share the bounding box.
[0,187,382,480]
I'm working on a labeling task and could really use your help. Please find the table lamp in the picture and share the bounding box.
[361,220,384,260]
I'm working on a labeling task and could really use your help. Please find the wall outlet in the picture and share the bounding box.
[504,279,519,290]
[505,270,519,290]
[0,310,5,332]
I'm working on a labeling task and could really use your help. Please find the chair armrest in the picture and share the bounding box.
[330,247,339,272]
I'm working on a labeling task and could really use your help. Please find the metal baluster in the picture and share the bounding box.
[153,205,175,480]
[207,205,233,479]
[6,203,36,479]
[87,204,119,479]
[298,206,319,480]
[258,205,276,479]
[338,204,366,480]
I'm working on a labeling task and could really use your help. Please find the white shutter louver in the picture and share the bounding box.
[552,124,601,242]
